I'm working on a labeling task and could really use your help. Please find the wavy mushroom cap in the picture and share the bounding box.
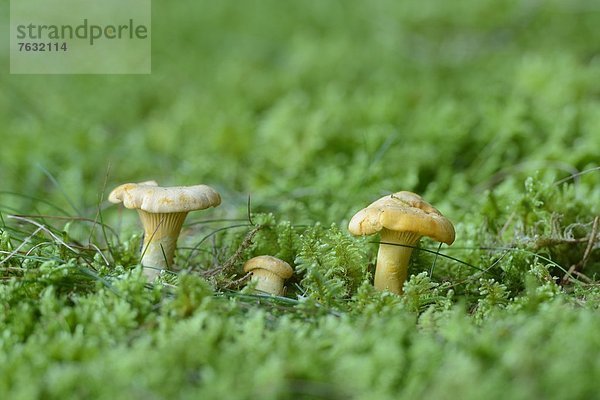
[243,255,294,279]
[348,191,455,244]
[109,182,221,213]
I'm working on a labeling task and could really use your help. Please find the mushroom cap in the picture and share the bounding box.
[348,191,455,244]
[243,255,294,279]
[109,182,221,213]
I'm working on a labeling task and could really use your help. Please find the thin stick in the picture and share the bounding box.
[0,227,43,266]
[377,241,491,274]
[184,223,252,265]
[223,272,252,289]
[204,225,262,277]
[8,215,79,254]
[247,194,255,226]
[562,216,599,284]
[554,166,600,185]
[429,242,443,276]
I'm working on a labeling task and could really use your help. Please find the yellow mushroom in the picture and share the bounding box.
[243,256,294,296]
[109,181,221,280]
[348,191,455,294]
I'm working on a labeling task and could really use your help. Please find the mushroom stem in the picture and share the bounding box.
[138,210,188,280]
[374,229,421,294]
[249,269,285,296]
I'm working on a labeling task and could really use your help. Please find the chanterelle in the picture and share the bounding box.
[348,191,455,294]
[109,181,221,280]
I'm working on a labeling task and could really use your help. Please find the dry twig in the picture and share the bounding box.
[203,224,263,278]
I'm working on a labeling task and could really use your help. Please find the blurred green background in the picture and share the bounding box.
[2,1,600,399]
[1,0,598,224]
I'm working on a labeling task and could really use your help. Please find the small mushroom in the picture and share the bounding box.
[109,181,221,280]
[348,191,455,294]
[243,256,294,296]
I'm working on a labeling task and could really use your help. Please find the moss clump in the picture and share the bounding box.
[1,0,600,397]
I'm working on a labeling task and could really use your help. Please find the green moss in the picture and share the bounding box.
[1,0,600,397]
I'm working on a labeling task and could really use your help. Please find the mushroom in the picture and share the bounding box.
[348,191,455,294]
[109,181,221,280]
[243,256,294,296]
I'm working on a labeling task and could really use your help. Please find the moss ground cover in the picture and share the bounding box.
[1,0,600,398]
